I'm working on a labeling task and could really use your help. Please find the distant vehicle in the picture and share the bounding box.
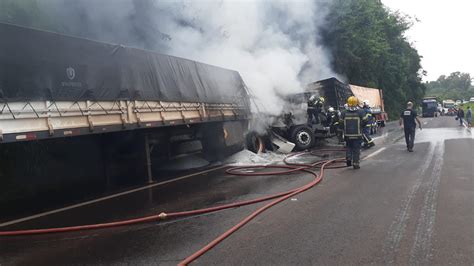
[422,97,438,117]
[437,103,443,114]
[470,97,474,103]
[442,100,456,116]
[455,100,462,105]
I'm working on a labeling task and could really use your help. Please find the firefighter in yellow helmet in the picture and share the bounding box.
[340,96,368,169]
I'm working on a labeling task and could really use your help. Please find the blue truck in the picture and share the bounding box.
[422,97,438,117]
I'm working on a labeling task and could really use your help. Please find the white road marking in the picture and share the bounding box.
[409,142,444,265]
[382,142,437,264]
[423,121,428,125]
[372,132,388,141]
[0,165,227,228]
[362,147,386,160]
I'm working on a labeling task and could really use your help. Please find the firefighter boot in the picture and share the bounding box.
[353,162,360,169]
[346,159,352,167]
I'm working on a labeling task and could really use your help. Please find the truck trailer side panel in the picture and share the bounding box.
[349,85,384,113]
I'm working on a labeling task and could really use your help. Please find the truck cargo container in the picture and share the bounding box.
[349,84,388,131]
[0,22,250,206]
[0,22,250,156]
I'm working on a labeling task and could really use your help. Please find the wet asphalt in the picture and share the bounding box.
[1,116,473,265]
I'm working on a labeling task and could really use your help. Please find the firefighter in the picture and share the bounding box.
[326,106,338,125]
[307,95,325,125]
[362,100,375,148]
[341,96,367,169]
[327,106,343,142]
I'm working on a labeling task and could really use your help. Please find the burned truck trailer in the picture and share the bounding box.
[0,22,250,165]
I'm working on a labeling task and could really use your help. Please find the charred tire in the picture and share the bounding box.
[289,125,315,151]
[245,132,265,154]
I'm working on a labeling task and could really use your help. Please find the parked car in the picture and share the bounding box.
[470,97,474,103]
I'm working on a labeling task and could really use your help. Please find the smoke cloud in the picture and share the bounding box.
[10,0,336,116]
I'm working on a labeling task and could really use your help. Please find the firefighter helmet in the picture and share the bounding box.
[347,96,359,107]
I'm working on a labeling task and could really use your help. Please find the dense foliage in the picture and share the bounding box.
[425,72,474,101]
[322,0,425,118]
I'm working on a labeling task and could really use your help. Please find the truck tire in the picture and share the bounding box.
[245,132,265,154]
[289,125,314,151]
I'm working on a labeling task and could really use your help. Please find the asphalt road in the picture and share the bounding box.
[1,116,473,265]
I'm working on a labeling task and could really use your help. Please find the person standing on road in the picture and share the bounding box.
[399,101,422,152]
[457,107,465,126]
[466,106,472,127]
[362,100,375,148]
[341,96,367,169]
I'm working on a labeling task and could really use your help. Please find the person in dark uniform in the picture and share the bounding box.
[307,95,325,125]
[327,106,343,142]
[399,101,422,152]
[341,96,367,169]
[362,100,375,148]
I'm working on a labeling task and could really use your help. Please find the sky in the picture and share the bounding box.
[382,0,474,82]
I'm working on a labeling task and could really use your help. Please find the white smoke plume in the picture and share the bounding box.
[146,1,336,115]
[10,0,336,118]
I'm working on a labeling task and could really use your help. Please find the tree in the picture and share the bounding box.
[426,72,473,100]
[322,0,425,118]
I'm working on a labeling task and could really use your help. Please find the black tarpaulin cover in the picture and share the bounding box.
[0,22,248,103]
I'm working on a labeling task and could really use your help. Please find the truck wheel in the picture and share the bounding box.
[245,132,265,154]
[290,125,314,151]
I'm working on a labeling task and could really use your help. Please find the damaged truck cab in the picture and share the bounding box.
[246,78,387,153]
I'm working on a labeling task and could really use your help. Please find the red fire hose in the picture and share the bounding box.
[0,149,346,265]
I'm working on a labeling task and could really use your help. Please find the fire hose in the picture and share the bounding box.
[0,149,347,265]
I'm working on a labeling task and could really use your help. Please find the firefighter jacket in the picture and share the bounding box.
[308,98,324,112]
[363,106,374,126]
[340,108,367,139]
